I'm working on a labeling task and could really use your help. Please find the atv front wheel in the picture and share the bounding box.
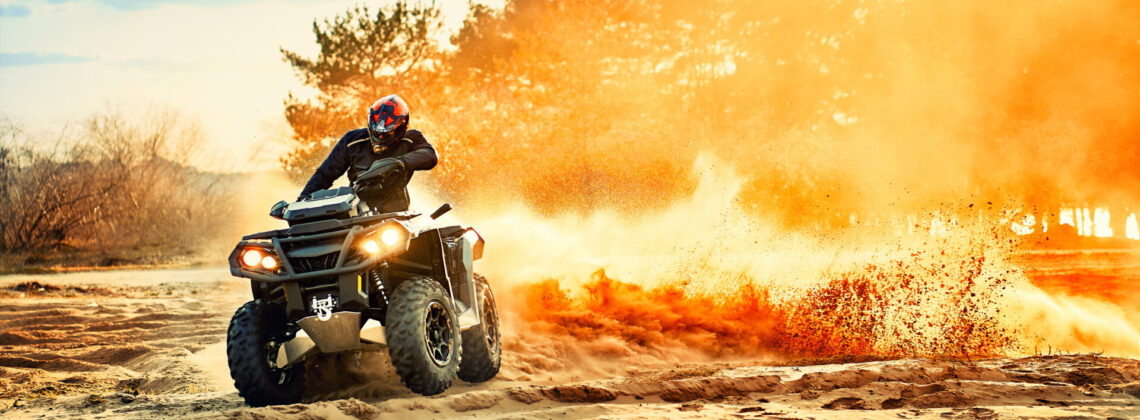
[385,277,461,395]
[458,274,501,382]
[226,300,304,406]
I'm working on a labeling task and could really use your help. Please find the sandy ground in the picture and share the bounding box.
[1,258,1139,419]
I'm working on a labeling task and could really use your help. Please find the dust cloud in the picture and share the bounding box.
[456,157,1140,367]
[266,0,1140,371]
[425,0,1140,362]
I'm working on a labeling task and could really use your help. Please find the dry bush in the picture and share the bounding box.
[0,117,119,250]
[0,111,238,254]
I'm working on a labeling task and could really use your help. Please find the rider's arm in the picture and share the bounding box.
[297,134,351,200]
[396,130,438,171]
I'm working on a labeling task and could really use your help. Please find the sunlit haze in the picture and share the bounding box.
[0,0,498,171]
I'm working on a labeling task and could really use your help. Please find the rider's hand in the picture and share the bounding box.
[372,157,405,176]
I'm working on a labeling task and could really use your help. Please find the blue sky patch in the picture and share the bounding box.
[0,4,32,17]
[0,52,93,66]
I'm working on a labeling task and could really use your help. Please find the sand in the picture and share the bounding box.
[1,259,1139,419]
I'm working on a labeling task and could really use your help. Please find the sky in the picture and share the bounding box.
[0,0,494,171]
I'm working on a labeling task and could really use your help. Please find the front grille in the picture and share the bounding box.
[290,252,339,273]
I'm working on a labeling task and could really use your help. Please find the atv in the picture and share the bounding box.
[224,160,500,406]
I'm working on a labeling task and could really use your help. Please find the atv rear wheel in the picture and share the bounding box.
[226,300,304,406]
[385,277,461,395]
[458,274,501,383]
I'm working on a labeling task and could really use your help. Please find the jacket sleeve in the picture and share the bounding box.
[298,135,350,200]
[397,130,438,171]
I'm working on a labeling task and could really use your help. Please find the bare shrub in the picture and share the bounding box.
[0,117,120,250]
[0,111,238,254]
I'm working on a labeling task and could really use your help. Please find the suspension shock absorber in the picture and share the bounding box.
[368,265,389,322]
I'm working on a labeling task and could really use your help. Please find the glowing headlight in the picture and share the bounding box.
[260,255,278,270]
[360,224,406,255]
[380,227,402,246]
[241,249,263,267]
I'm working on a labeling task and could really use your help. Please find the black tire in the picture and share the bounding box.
[385,277,461,395]
[226,300,305,406]
[458,274,501,383]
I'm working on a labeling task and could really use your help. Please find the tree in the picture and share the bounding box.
[280,3,442,183]
[281,0,1140,218]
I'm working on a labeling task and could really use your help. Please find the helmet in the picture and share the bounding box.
[367,94,410,149]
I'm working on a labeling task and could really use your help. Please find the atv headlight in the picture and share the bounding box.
[379,226,403,246]
[359,222,409,255]
[241,249,263,267]
[239,247,280,272]
[260,255,279,270]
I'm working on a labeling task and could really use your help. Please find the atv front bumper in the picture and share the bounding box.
[277,311,388,367]
[228,220,413,319]
[228,219,413,283]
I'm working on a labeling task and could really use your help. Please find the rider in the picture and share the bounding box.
[297,94,437,212]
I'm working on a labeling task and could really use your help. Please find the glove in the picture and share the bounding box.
[374,157,406,175]
[358,157,405,183]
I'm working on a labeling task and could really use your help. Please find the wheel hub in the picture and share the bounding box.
[424,301,454,366]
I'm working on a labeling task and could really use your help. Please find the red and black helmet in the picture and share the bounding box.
[367,94,410,147]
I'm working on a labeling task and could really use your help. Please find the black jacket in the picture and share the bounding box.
[298,128,437,211]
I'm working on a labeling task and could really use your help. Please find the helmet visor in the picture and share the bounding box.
[368,127,400,146]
